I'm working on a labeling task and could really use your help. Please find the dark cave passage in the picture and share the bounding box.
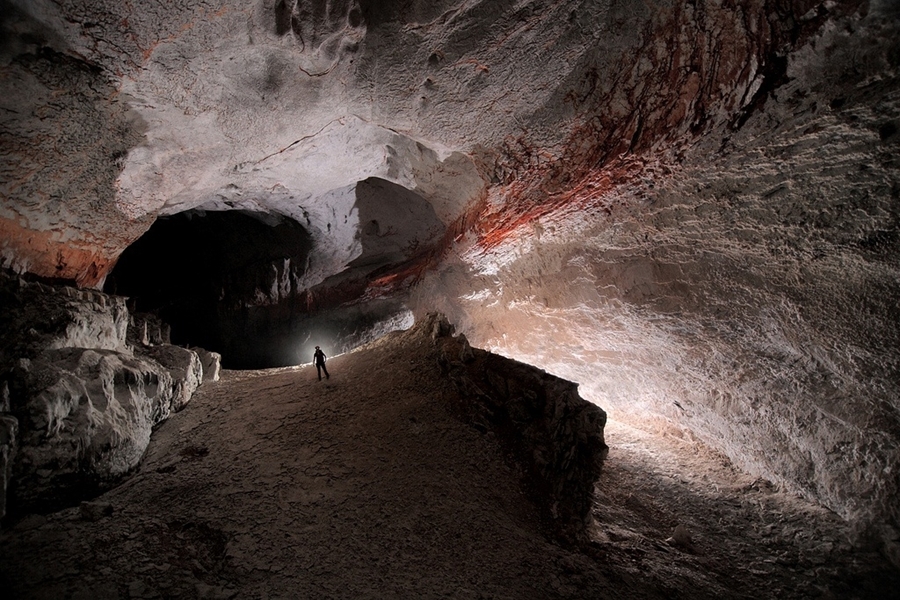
[105,210,313,368]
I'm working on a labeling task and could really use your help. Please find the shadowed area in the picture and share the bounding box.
[105,210,314,368]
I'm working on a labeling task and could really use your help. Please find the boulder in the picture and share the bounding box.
[137,345,202,412]
[4,348,180,513]
[192,348,222,383]
[0,271,213,516]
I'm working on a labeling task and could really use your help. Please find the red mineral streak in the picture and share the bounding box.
[475,156,647,253]
[0,0,864,295]
[451,0,865,256]
[0,217,116,288]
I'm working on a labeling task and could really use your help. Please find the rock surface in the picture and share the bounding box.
[0,404,17,520]
[0,271,210,516]
[408,1,900,564]
[1,0,899,571]
[138,345,203,413]
[0,271,129,363]
[5,348,175,513]
[193,348,222,383]
[430,315,608,542]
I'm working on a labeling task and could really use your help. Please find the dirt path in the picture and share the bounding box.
[1,328,897,599]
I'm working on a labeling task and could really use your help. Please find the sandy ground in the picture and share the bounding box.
[1,327,897,599]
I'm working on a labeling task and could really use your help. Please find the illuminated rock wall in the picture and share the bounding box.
[411,3,900,562]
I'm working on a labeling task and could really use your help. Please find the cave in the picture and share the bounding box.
[105,209,314,368]
[1,0,899,597]
[104,176,444,368]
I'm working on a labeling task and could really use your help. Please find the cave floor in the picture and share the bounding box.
[1,331,897,599]
[592,420,898,599]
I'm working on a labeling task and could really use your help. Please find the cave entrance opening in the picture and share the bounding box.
[104,210,313,368]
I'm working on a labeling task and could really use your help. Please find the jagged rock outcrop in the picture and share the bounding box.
[138,345,203,413]
[0,271,211,516]
[193,348,222,383]
[427,314,607,542]
[0,272,129,363]
[6,348,178,513]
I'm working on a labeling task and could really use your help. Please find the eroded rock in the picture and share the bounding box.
[5,348,177,512]
[192,348,222,383]
[426,313,608,542]
[138,345,202,413]
[0,270,129,365]
[0,271,212,515]
[127,312,171,347]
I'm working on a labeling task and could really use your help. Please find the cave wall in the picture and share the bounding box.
[2,0,491,286]
[411,2,900,561]
[0,2,148,286]
[0,270,214,517]
[106,209,315,367]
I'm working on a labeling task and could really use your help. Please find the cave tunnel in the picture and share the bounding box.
[2,0,900,597]
[104,210,314,368]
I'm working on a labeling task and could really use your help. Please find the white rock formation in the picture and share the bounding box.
[139,345,204,412]
[8,349,177,510]
[409,2,900,562]
[0,272,209,514]
[193,348,223,383]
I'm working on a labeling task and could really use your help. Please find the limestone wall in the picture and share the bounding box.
[0,271,216,517]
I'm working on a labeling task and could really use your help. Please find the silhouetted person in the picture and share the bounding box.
[313,346,329,380]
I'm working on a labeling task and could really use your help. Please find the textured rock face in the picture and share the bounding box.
[6,348,176,512]
[0,272,129,362]
[0,271,207,515]
[410,1,900,560]
[139,345,203,412]
[429,314,607,542]
[1,0,899,564]
[193,348,222,383]
[0,2,148,286]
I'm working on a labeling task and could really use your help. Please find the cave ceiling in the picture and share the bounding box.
[2,0,900,564]
[4,0,856,286]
